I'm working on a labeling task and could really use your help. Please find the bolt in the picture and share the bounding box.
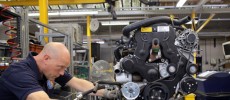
[158,97,161,100]
[169,66,176,73]
[151,96,154,99]
[190,66,197,74]
[159,90,162,93]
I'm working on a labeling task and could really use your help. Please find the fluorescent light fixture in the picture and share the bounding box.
[83,41,105,44]
[28,11,98,16]
[48,12,59,16]
[36,24,41,28]
[59,11,98,16]
[96,41,105,44]
[83,41,87,44]
[28,12,59,16]
[101,21,129,26]
[28,13,39,16]
[176,0,187,7]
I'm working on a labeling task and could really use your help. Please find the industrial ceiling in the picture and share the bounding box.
[1,0,230,39]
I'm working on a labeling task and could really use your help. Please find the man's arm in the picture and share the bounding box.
[66,77,104,96]
[26,91,50,100]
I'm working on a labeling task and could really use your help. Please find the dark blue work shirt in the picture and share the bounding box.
[0,52,73,100]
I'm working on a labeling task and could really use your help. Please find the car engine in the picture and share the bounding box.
[113,16,199,100]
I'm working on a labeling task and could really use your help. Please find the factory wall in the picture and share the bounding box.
[99,43,115,63]
[199,38,227,71]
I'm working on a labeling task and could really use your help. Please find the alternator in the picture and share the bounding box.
[175,29,199,62]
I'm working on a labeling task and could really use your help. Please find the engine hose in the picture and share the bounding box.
[114,45,123,61]
[0,5,21,59]
[122,16,191,37]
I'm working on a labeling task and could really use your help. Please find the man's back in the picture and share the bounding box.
[0,54,44,100]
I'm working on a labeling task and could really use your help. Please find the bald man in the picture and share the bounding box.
[0,42,118,100]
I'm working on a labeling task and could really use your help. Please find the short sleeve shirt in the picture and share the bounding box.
[0,52,73,100]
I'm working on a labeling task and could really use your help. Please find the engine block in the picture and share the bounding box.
[113,16,199,100]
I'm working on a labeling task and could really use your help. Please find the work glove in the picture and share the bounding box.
[103,89,120,99]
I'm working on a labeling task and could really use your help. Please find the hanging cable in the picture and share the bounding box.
[0,5,21,59]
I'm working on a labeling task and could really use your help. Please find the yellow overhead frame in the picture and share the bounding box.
[39,0,49,43]
[196,13,215,33]
[87,16,92,78]
[0,0,106,6]
[191,10,196,31]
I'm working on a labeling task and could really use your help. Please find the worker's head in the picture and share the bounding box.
[37,42,70,81]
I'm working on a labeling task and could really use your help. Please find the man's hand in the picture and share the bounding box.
[103,89,120,99]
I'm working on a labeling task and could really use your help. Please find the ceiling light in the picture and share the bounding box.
[176,0,187,7]
[83,41,105,44]
[28,11,98,16]
[59,11,98,16]
[28,13,39,16]
[101,21,130,26]
[28,12,59,16]
[48,12,59,16]
[96,41,105,44]
[36,24,41,28]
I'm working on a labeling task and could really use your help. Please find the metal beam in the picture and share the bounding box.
[199,18,230,21]
[32,6,37,10]
[121,0,124,8]
[47,16,146,21]
[86,16,92,79]
[29,18,67,35]
[87,16,91,37]
[191,10,196,31]
[198,32,230,37]
[57,5,61,9]
[196,13,215,33]
[27,7,230,18]
[0,0,106,6]
[97,8,230,16]
[30,6,34,10]
[194,0,209,12]
[131,0,133,8]
[48,5,52,10]
[31,15,230,24]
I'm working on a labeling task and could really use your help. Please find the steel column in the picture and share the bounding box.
[19,7,30,58]
[191,10,196,31]
[39,0,49,43]
[87,16,92,80]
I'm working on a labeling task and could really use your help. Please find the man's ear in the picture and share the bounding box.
[44,54,50,61]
